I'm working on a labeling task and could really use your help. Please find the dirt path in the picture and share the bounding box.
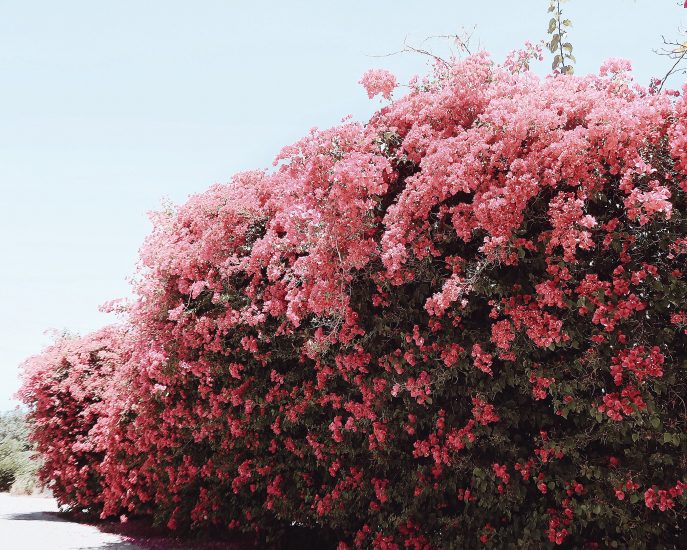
[0,493,144,550]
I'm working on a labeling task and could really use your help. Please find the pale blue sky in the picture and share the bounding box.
[1,0,685,411]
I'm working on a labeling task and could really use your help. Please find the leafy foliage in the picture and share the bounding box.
[546,0,574,74]
[0,411,38,492]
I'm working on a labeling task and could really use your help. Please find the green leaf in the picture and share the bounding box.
[562,19,572,27]
[563,43,573,54]
[548,18,558,33]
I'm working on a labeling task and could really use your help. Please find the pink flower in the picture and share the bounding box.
[599,58,632,77]
[471,344,493,376]
[359,69,397,100]
[624,183,672,225]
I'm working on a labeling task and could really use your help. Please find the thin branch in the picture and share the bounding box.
[556,1,568,74]
[655,33,687,92]
[419,28,477,56]
[367,31,477,68]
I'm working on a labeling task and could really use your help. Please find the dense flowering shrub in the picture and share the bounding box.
[20,53,687,548]
[17,326,131,513]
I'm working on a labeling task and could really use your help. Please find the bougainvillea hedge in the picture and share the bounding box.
[20,53,686,548]
[17,326,132,511]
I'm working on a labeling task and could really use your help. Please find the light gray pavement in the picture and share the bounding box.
[0,493,144,550]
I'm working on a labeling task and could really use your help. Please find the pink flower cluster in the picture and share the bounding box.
[359,68,397,100]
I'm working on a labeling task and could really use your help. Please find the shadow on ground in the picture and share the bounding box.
[6,511,66,522]
[77,515,254,550]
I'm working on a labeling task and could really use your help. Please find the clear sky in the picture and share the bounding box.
[1,0,685,411]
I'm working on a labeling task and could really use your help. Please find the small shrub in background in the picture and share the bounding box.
[0,411,39,493]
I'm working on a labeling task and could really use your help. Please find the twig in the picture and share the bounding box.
[367,31,477,68]
[655,32,687,93]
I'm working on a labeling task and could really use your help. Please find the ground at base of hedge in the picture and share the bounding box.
[0,492,253,549]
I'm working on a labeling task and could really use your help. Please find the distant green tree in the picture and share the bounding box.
[0,411,38,492]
